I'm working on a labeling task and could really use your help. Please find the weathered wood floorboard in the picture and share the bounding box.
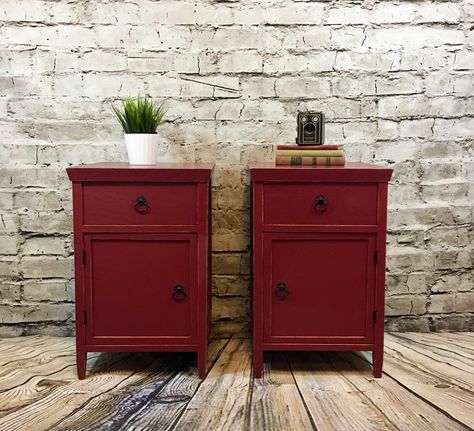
[172,339,253,431]
[0,333,472,431]
[250,352,314,431]
[360,335,474,429]
[0,353,151,431]
[394,332,474,358]
[386,334,474,383]
[289,351,398,431]
[328,352,470,431]
[121,339,229,431]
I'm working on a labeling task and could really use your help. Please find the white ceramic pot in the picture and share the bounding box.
[124,134,159,165]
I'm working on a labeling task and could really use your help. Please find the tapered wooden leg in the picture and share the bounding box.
[77,348,87,380]
[373,347,383,378]
[198,347,207,379]
[253,348,263,378]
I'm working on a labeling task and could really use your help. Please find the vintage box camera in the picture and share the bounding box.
[296,112,324,145]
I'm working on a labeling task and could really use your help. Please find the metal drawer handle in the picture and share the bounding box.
[172,284,186,301]
[275,282,289,300]
[313,194,328,214]
[134,195,149,214]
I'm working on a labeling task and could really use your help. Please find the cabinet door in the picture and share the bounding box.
[84,234,197,346]
[263,233,376,344]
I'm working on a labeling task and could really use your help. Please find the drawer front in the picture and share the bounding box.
[82,183,198,226]
[263,182,378,226]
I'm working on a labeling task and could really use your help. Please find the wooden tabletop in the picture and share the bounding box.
[67,162,214,182]
[249,162,393,182]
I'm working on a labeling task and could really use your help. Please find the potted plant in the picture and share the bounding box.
[112,96,166,165]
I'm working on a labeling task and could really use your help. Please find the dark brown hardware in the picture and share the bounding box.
[173,284,186,301]
[276,282,289,300]
[313,195,328,213]
[134,195,150,214]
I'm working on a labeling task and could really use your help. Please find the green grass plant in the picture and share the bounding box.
[112,96,166,134]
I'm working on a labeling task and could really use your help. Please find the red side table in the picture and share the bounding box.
[250,162,393,378]
[67,163,213,379]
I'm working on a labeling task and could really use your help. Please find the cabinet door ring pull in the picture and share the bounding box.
[275,282,289,300]
[134,195,150,214]
[173,284,186,301]
[313,194,328,214]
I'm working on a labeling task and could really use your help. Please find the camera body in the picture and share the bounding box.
[296,112,324,145]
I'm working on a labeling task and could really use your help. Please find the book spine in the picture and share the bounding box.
[277,145,341,150]
[276,150,344,157]
[275,156,346,166]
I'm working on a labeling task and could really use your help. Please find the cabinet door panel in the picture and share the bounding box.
[85,234,197,345]
[263,233,375,344]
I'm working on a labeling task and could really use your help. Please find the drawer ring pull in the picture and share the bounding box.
[134,195,150,214]
[313,194,328,214]
[173,284,187,301]
[275,282,289,300]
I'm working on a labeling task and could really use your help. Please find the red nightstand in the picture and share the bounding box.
[67,163,213,379]
[250,162,393,378]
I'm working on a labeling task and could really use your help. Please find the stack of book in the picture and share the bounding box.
[275,145,345,166]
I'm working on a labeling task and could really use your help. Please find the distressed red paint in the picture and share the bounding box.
[250,162,393,378]
[67,162,213,379]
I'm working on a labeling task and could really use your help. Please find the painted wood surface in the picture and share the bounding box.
[0,333,472,431]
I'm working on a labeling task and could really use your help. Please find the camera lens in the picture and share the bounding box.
[303,123,315,136]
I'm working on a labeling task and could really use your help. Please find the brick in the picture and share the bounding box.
[332,75,375,96]
[455,292,474,313]
[0,213,18,233]
[212,296,249,322]
[22,280,73,302]
[241,77,276,98]
[81,51,127,72]
[326,7,369,25]
[0,281,21,301]
[366,27,464,49]
[0,303,74,323]
[387,247,433,272]
[335,51,399,72]
[386,295,426,316]
[454,51,474,70]
[20,256,74,279]
[1,0,50,22]
[212,276,250,297]
[212,231,249,252]
[370,4,417,24]
[0,167,60,188]
[374,140,418,163]
[298,27,332,49]
[432,118,473,139]
[19,211,72,234]
[399,119,433,138]
[376,74,424,96]
[432,273,472,293]
[416,3,461,23]
[400,48,451,71]
[406,273,429,294]
[0,193,14,210]
[0,236,18,255]
[276,77,330,98]
[330,27,366,50]
[14,191,62,211]
[212,253,245,275]
[201,51,263,74]
[22,237,66,255]
[428,294,455,314]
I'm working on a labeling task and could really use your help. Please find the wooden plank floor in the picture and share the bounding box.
[0,333,472,431]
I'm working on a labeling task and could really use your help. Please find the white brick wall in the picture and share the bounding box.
[0,0,472,336]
